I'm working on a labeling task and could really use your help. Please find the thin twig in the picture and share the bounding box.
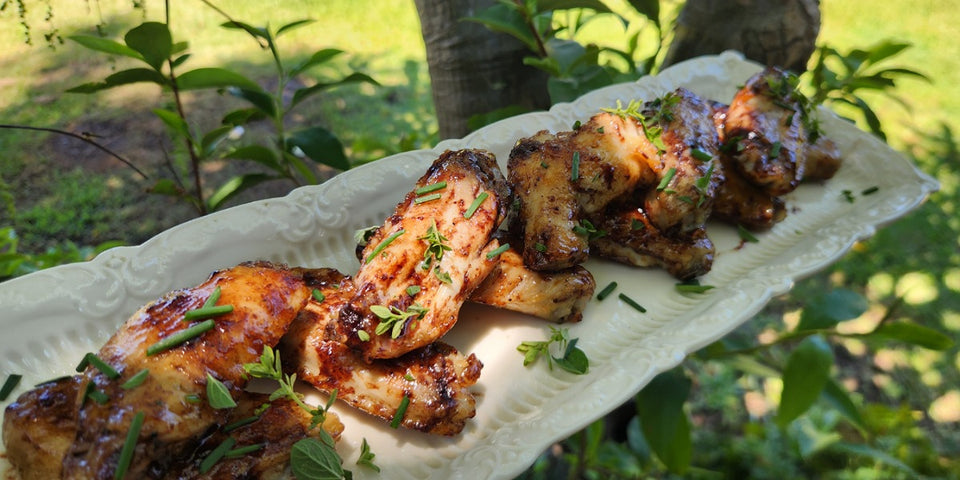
[0,124,149,179]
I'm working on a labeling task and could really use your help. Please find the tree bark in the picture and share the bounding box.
[662,0,821,73]
[414,0,551,140]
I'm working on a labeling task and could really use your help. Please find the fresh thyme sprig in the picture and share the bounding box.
[242,346,332,430]
[419,221,453,284]
[517,326,589,375]
[370,303,429,339]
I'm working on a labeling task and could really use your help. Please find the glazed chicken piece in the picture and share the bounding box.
[175,395,343,479]
[508,130,590,271]
[712,153,787,230]
[470,244,596,323]
[723,67,816,195]
[282,273,483,436]
[803,135,842,181]
[634,88,723,235]
[3,376,82,480]
[339,149,511,361]
[589,204,714,280]
[55,262,319,479]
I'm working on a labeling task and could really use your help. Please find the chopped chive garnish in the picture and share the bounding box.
[464,192,489,219]
[404,373,415,381]
[146,319,215,356]
[842,190,855,203]
[203,286,222,308]
[405,285,421,296]
[225,442,266,458]
[183,305,234,321]
[596,282,618,301]
[415,181,446,195]
[737,224,759,243]
[540,161,549,169]
[81,353,120,379]
[365,229,405,263]
[862,186,879,195]
[691,148,712,161]
[597,126,604,133]
[618,293,646,313]
[87,388,109,405]
[534,243,547,252]
[206,373,237,410]
[770,141,782,159]
[414,193,442,204]
[657,168,677,191]
[200,437,237,474]
[121,369,150,390]
[1,374,23,401]
[312,289,325,303]
[75,355,91,372]
[223,415,260,433]
[631,219,644,230]
[185,394,202,404]
[675,281,715,293]
[486,243,510,260]
[571,151,580,181]
[572,120,582,130]
[114,411,145,480]
[357,330,371,342]
[391,395,410,429]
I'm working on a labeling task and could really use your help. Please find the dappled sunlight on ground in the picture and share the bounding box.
[929,390,960,423]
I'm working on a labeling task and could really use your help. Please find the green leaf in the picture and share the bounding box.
[463,3,542,53]
[289,73,378,110]
[124,22,173,71]
[290,437,345,480]
[635,367,692,474]
[205,373,237,409]
[553,338,589,374]
[220,21,270,41]
[227,87,277,117]
[177,68,263,92]
[777,335,834,427]
[544,38,587,75]
[287,127,350,171]
[207,174,275,211]
[870,321,954,350]
[201,126,235,157]
[829,442,918,475]
[288,48,344,77]
[863,40,911,66]
[66,68,169,93]
[224,145,282,171]
[795,289,868,331]
[276,19,316,37]
[821,378,866,432]
[538,0,613,14]
[148,178,186,198]
[170,53,192,69]
[152,108,192,141]
[725,354,781,378]
[221,107,267,126]
[68,35,142,60]
[626,0,660,28]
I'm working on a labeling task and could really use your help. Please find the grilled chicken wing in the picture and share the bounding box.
[282,274,482,436]
[589,204,714,280]
[3,376,82,480]
[508,130,590,271]
[59,262,317,479]
[637,88,723,235]
[470,244,595,322]
[712,153,787,230]
[803,135,842,181]
[723,67,813,195]
[339,149,510,361]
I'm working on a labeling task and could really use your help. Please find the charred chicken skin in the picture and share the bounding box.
[339,149,511,361]
[16,262,329,479]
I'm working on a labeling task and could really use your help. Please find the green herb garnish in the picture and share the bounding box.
[517,326,589,375]
[618,293,647,313]
[405,285,421,296]
[365,229,405,263]
[353,225,379,247]
[485,243,510,259]
[596,282,618,301]
[146,319,215,356]
[631,219,644,231]
[79,352,120,379]
[414,193,442,204]
[86,388,109,405]
[200,437,237,474]
[185,394,202,404]
[419,221,451,269]
[120,369,150,390]
[737,224,759,243]
[842,190,856,203]
[862,186,879,195]
[223,415,260,433]
[243,346,333,430]
[534,242,547,252]
[225,443,266,458]
[370,304,428,338]
[415,181,446,195]
[464,191,489,219]
[356,438,381,472]
[291,436,348,480]
[206,373,237,410]
[312,289,325,303]
[0,374,22,401]
[676,280,715,293]
[357,330,371,342]
[691,148,712,162]
[572,219,605,240]
[183,305,234,321]
[114,411,145,480]
[570,151,580,181]
[390,395,410,429]
[770,141,782,159]
[657,168,676,191]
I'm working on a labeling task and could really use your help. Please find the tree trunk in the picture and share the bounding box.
[414,0,551,140]
[662,0,821,73]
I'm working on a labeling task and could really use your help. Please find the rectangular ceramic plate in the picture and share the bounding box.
[0,52,937,479]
